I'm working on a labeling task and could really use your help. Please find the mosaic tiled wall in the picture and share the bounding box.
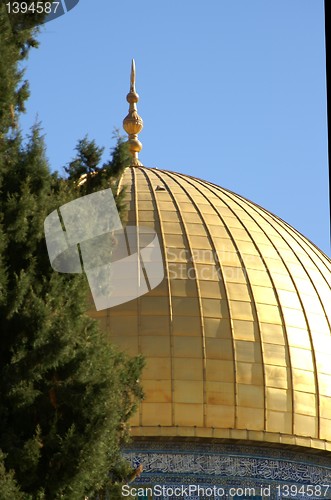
[123,440,331,499]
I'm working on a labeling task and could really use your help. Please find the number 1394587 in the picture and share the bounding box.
[5,2,60,15]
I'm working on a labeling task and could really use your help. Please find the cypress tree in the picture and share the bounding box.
[0,5,143,498]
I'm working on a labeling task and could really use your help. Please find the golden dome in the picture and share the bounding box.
[90,165,331,452]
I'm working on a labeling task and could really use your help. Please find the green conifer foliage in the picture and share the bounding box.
[0,123,144,499]
[0,5,144,498]
[0,1,47,136]
[0,451,23,499]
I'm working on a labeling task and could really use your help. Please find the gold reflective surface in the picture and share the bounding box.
[90,166,331,451]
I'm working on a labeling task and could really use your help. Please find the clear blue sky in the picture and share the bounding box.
[19,0,330,255]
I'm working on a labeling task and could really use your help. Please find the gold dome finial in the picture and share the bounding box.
[123,59,143,166]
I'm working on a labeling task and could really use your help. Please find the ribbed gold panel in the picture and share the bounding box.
[89,166,331,452]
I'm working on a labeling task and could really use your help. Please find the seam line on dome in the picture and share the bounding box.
[173,172,269,433]
[157,168,238,432]
[239,194,323,440]
[211,181,322,442]
[195,179,295,437]
[137,166,176,428]
[132,167,144,426]
[148,168,209,431]
[249,200,330,442]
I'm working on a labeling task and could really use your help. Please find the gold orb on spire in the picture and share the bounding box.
[123,59,143,166]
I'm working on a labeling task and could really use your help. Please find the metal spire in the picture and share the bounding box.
[123,59,144,166]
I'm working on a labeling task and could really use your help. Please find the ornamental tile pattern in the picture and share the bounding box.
[123,440,331,499]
